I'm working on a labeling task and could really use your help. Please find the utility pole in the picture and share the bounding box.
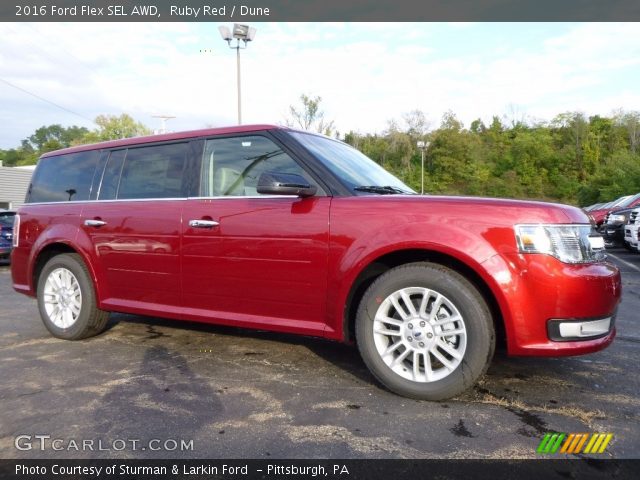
[219,24,257,125]
[416,140,430,194]
[152,115,176,134]
[236,45,242,124]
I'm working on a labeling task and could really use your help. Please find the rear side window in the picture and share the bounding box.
[28,151,99,203]
[116,143,188,200]
[97,150,126,200]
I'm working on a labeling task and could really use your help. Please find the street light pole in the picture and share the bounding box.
[417,141,427,194]
[218,24,257,125]
[236,45,241,124]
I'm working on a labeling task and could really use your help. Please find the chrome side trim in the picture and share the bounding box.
[188,219,220,228]
[84,219,107,227]
[25,195,303,206]
[12,214,20,248]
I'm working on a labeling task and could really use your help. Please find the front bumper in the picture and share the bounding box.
[485,253,621,357]
[624,224,639,247]
[603,224,625,246]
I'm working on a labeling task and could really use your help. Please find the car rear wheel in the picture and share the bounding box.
[355,262,495,400]
[37,253,109,340]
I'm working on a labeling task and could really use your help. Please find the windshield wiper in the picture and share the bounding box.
[354,185,414,195]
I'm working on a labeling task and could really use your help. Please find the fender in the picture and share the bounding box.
[27,223,104,302]
[326,220,516,343]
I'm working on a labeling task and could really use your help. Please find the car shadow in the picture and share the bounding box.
[92,343,224,456]
[104,313,376,385]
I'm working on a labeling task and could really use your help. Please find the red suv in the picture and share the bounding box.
[11,125,621,400]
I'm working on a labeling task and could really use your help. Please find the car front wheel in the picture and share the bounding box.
[355,262,495,400]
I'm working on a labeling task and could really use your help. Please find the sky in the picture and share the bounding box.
[1,22,640,148]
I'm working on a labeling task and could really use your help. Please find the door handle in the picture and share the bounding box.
[189,219,219,228]
[84,219,107,227]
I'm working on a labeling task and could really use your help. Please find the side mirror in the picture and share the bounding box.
[257,172,317,198]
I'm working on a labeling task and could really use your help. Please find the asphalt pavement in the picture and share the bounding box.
[0,251,638,459]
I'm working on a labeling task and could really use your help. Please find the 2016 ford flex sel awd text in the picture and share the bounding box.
[11,125,621,400]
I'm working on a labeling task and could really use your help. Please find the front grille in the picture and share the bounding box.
[630,211,639,225]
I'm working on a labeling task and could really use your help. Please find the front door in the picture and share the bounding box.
[181,134,331,336]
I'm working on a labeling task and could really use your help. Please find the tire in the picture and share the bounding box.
[355,262,495,401]
[624,241,635,252]
[36,253,109,340]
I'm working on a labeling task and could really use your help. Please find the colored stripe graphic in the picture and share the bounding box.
[562,433,587,454]
[537,433,565,453]
[574,434,589,453]
[538,433,612,454]
[584,433,613,454]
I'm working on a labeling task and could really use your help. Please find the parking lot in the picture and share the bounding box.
[0,251,638,460]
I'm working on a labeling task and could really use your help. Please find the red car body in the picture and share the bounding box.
[11,125,620,360]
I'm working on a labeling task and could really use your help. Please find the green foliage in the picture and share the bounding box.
[4,108,640,207]
[80,114,152,143]
[0,114,151,166]
[344,110,640,206]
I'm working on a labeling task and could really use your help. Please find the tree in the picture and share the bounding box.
[0,114,152,167]
[551,112,590,180]
[80,114,152,143]
[23,124,89,152]
[614,110,640,154]
[285,94,335,136]
[402,109,430,140]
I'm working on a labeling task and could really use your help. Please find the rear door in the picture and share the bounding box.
[181,133,331,335]
[81,142,191,313]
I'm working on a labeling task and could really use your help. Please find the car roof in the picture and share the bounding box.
[40,124,286,159]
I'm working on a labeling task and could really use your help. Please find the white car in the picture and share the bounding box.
[624,207,640,251]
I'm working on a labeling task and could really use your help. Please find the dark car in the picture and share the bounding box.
[603,204,640,249]
[0,211,16,260]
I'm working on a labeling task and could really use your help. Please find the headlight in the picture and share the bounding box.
[515,224,606,264]
[607,214,626,224]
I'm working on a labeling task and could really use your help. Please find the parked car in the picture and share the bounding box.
[0,211,16,260]
[602,193,640,249]
[624,208,640,251]
[11,125,620,401]
[589,195,633,227]
[583,202,605,212]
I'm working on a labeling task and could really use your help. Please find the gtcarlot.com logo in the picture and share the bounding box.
[537,432,613,454]
[14,435,194,452]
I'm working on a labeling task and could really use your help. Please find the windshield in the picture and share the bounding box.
[0,215,14,227]
[289,132,415,195]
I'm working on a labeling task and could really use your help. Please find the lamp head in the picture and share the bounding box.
[218,25,232,41]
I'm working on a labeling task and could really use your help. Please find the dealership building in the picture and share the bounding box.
[0,164,35,210]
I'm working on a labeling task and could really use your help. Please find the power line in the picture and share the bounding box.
[0,77,96,125]
[17,24,101,78]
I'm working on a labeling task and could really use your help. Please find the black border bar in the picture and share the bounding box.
[1,459,638,480]
[4,0,640,22]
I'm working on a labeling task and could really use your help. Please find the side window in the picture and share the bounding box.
[200,135,317,197]
[98,150,126,200]
[117,143,188,200]
[28,151,99,203]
